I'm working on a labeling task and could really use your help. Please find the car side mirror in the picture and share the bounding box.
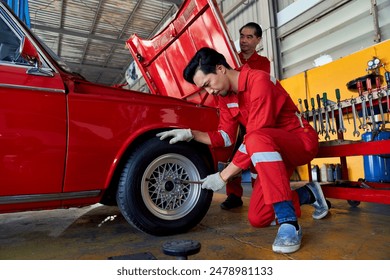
[19,36,53,77]
[20,36,40,66]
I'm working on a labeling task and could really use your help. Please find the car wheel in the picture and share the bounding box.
[116,137,213,236]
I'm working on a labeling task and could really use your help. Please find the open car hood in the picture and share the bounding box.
[126,0,240,107]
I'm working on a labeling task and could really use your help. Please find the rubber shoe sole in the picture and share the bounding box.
[272,224,302,254]
[307,182,329,220]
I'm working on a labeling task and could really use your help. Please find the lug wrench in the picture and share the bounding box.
[177,180,203,184]
[145,178,203,184]
[322,92,331,140]
[351,98,360,137]
[335,89,346,133]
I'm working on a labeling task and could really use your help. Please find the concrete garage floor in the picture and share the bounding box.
[0,184,389,260]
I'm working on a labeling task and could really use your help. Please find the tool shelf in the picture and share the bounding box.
[305,86,390,205]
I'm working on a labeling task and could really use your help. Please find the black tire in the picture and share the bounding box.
[326,199,332,209]
[116,137,213,236]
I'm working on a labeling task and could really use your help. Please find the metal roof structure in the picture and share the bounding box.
[27,0,183,86]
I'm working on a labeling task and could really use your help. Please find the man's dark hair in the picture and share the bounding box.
[239,22,262,38]
[183,47,232,85]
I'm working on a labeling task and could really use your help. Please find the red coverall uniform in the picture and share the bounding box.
[226,52,271,198]
[238,51,270,73]
[207,65,318,227]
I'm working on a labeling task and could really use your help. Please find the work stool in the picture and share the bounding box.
[162,239,201,260]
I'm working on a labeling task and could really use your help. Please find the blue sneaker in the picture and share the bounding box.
[306,182,329,219]
[272,224,302,254]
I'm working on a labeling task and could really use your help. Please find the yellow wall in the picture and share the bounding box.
[281,39,390,181]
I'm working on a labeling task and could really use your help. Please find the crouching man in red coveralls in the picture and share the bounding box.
[157,47,329,254]
[221,22,271,211]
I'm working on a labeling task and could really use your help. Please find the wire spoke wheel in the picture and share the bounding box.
[142,153,201,220]
[117,138,212,235]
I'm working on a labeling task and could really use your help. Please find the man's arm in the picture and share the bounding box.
[220,162,242,181]
[191,130,211,145]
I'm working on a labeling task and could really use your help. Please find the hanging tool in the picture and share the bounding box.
[295,112,304,128]
[322,92,331,140]
[311,97,317,133]
[366,77,377,131]
[296,99,304,127]
[346,106,351,124]
[298,98,304,115]
[351,98,360,137]
[375,76,386,129]
[324,91,336,134]
[335,89,346,133]
[385,71,390,114]
[352,94,363,128]
[317,94,325,135]
[357,81,368,129]
[330,102,337,134]
[377,91,386,130]
[304,99,309,121]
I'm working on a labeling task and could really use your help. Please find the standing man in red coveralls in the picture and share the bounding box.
[157,47,329,253]
[221,22,271,210]
[238,22,270,72]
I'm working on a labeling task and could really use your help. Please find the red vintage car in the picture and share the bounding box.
[0,0,238,235]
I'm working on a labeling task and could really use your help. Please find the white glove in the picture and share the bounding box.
[201,172,227,192]
[156,129,193,144]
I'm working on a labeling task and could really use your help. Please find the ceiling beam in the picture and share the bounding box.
[67,62,124,74]
[32,24,126,45]
[112,3,179,85]
[95,0,145,82]
[164,0,183,6]
[80,0,105,64]
[57,0,65,56]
